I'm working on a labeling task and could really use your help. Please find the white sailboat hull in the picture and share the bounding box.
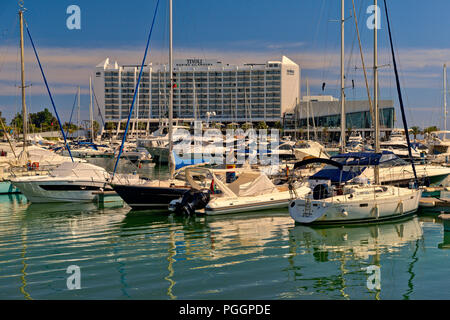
[289,187,421,225]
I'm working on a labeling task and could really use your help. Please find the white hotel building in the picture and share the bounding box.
[93,56,300,127]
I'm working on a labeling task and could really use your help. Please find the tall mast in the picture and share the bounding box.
[77,85,80,139]
[444,63,447,139]
[306,78,310,140]
[168,0,175,179]
[374,0,380,184]
[89,76,94,142]
[19,9,28,154]
[340,0,346,152]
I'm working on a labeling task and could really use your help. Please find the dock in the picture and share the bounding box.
[93,191,124,209]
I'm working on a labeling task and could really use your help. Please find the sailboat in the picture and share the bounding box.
[112,0,202,210]
[0,7,83,195]
[294,79,330,160]
[288,0,421,225]
[9,7,130,203]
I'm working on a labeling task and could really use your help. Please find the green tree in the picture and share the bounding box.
[29,108,57,130]
[256,121,268,130]
[410,126,421,141]
[273,121,283,130]
[105,122,116,132]
[423,126,439,135]
[63,122,78,133]
[241,122,253,131]
[11,113,23,132]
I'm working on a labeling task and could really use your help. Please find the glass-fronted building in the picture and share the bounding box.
[283,95,395,136]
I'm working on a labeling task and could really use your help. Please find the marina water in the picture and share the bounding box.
[0,167,448,300]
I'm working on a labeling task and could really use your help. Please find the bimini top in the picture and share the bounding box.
[310,151,407,183]
[330,151,405,166]
[293,157,343,170]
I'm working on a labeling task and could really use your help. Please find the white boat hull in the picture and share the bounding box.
[11,179,106,203]
[289,187,421,225]
[205,186,311,216]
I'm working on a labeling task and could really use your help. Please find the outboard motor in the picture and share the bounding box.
[173,189,211,215]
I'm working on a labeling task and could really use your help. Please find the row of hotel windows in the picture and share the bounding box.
[105,92,280,99]
[105,87,280,94]
[105,108,281,119]
[105,97,281,104]
[104,83,281,91]
[104,79,281,86]
[103,69,281,78]
[104,74,281,82]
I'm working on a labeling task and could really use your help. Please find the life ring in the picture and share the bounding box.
[31,162,39,170]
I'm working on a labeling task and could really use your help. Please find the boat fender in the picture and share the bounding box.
[341,209,348,217]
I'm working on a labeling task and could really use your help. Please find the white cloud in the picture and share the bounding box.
[0,44,447,97]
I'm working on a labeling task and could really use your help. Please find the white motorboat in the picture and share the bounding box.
[169,167,311,215]
[426,131,450,163]
[10,161,112,203]
[311,151,450,187]
[293,140,330,160]
[380,130,422,159]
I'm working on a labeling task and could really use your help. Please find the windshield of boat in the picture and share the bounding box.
[329,153,407,168]
[294,142,311,149]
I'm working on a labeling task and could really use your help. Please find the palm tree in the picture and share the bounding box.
[423,126,439,135]
[410,126,421,141]
[256,121,268,130]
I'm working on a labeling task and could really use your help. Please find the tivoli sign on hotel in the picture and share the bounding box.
[174,58,218,67]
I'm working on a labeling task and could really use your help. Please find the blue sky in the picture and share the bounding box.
[0,0,448,129]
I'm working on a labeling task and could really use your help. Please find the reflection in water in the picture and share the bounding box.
[169,213,293,267]
[438,232,450,249]
[165,230,177,300]
[288,217,424,299]
[20,228,32,300]
[2,192,446,300]
[403,239,420,300]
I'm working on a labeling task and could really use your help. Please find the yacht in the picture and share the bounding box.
[348,131,364,144]
[426,131,450,163]
[310,151,450,187]
[112,152,208,210]
[136,124,191,164]
[10,162,137,203]
[293,140,330,160]
[380,130,422,159]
